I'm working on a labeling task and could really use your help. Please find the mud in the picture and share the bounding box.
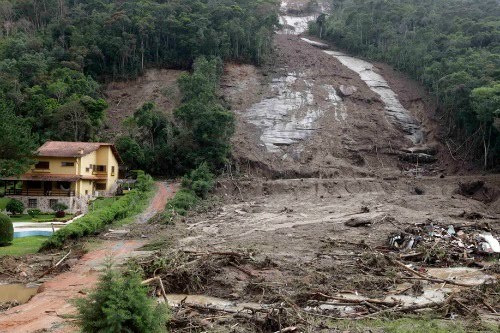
[0,284,38,304]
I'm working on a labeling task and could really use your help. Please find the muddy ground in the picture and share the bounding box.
[131,1,500,331]
[1,0,499,332]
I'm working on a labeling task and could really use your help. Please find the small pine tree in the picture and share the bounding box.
[6,199,24,215]
[75,265,168,333]
[0,213,14,246]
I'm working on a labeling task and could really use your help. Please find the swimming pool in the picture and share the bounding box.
[14,230,54,238]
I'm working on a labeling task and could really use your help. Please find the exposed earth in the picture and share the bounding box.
[1,0,499,332]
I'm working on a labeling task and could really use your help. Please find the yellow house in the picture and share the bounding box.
[2,141,121,213]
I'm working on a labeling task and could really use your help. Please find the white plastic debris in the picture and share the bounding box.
[477,233,500,253]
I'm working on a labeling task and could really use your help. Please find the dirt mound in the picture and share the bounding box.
[455,180,500,204]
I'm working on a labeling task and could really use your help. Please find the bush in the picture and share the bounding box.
[55,211,66,218]
[0,213,14,246]
[181,163,215,199]
[52,202,68,212]
[165,189,199,216]
[27,209,41,218]
[75,265,168,333]
[6,199,24,215]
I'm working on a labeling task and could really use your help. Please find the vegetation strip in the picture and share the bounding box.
[40,172,154,250]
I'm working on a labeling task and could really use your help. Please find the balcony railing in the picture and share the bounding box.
[5,189,75,197]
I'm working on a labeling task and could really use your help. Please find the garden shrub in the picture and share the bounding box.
[0,213,14,246]
[52,202,68,218]
[6,199,24,215]
[75,265,168,333]
[27,209,41,218]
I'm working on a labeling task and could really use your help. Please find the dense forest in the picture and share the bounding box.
[311,0,500,167]
[0,0,279,176]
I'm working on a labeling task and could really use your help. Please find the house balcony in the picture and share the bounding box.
[5,189,75,197]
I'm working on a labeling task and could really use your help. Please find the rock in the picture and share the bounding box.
[399,153,437,163]
[345,217,371,227]
[19,271,28,277]
[66,259,79,267]
[339,85,357,97]
[414,187,425,195]
[458,180,484,196]
[402,144,438,156]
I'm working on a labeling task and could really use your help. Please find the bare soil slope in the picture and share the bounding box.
[101,69,184,140]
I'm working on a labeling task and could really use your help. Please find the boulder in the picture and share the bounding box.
[339,85,357,97]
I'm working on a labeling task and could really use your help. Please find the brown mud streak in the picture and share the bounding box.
[0,182,178,333]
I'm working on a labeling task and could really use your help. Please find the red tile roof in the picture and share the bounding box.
[37,141,122,163]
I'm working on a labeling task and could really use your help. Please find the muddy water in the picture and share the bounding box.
[0,284,38,304]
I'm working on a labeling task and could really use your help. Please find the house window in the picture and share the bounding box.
[61,162,75,167]
[93,165,106,172]
[49,199,58,209]
[85,168,90,172]
[35,161,49,169]
[85,190,88,195]
[28,199,37,208]
[95,183,106,190]
[111,166,115,176]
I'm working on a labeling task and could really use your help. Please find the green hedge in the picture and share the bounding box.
[40,172,153,250]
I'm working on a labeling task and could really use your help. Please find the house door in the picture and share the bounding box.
[44,181,52,195]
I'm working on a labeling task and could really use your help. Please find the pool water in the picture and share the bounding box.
[14,230,54,238]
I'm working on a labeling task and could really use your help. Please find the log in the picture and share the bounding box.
[229,262,259,277]
[273,327,297,333]
[141,276,168,303]
[39,250,72,278]
[392,259,475,287]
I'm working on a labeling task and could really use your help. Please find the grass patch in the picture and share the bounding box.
[0,197,10,210]
[0,236,47,256]
[110,189,154,227]
[9,214,74,223]
[90,197,118,211]
[331,317,497,333]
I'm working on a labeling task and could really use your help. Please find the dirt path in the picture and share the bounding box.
[0,182,178,333]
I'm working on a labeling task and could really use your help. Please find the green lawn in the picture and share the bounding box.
[90,197,118,211]
[9,214,74,223]
[0,236,47,256]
